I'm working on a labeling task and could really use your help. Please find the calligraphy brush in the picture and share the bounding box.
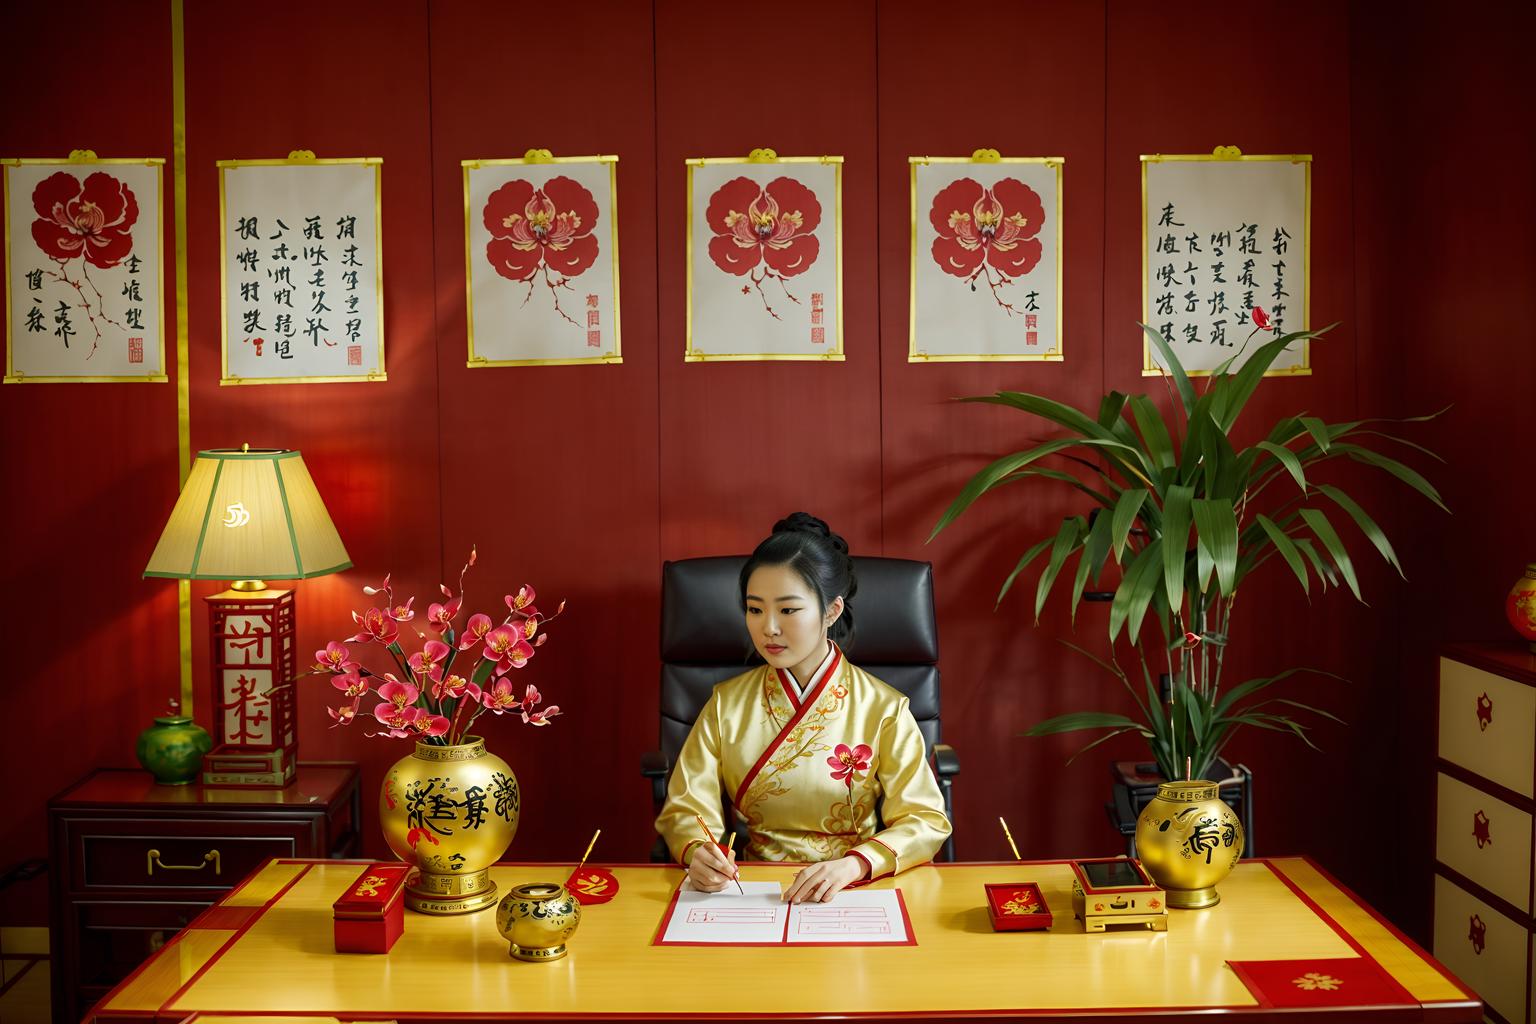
[695,814,745,895]
[574,828,600,876]
[998,816,1022,861]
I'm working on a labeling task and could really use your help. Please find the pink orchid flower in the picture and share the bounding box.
[1250,305,1273,331]
[519,684,543,711]
[458,612,493,651]
[331,670,370,698]
[427,596,462,633]
[376,676,421,709]
[408,640,452,683]
[372,701,422,738]
[349,606,399,645]
[408,713,451,737]
[1182,631,1203,649]
[523,705,561,726]
[362,573,392,597]
[314,641,356,673]
[327,697,362,727]
[386,596,417,623]
[478,677,521,714]
[483,625,535,671]
[431,673,480,703]
[827,742,873,787]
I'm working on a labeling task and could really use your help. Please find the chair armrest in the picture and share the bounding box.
[639,749,670,779]
[931,743,959,780]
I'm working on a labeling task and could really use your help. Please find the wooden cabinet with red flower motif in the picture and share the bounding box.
[47,764,360,1024]
[1434,644,1536,1024]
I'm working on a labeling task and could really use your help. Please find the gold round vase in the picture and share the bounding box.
[496,882,581,961]
[1134,779,1244,909]
[378,736,519,915]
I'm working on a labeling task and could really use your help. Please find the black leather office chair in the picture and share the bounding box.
[640,555,959,862]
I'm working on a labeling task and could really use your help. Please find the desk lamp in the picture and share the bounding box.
[144,446,350,786]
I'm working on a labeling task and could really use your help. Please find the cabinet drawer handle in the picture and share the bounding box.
[146,849,221,876]
[1473,810,1492,848]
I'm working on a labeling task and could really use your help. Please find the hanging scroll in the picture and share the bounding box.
[686,150,842,361]
[219,153,384,384]
[464,151,621,367]
[1142,148,1310,376]
[909,152,1063,362]
[4,153,165,382]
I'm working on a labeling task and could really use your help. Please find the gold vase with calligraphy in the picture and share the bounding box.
[378,736,519,915]
[1133,780,1244,909]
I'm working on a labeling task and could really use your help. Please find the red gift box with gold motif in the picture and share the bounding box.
[333,863,412,953]
[985,882,1052,931]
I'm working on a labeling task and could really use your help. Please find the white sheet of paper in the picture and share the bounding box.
[663,881,788,944]
[786,889,911,944]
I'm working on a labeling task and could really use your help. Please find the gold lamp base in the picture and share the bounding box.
[404,868,500,915]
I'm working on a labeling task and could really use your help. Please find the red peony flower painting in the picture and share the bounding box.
[483,176,599,327]
[930,177,1044,315]
[706,175,820,319]
[29,170,141,358]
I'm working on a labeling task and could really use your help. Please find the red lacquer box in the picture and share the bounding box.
[985,882,1053,931]
[333,863,412,953]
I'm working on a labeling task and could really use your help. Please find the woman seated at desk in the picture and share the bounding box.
[655,513,952,904]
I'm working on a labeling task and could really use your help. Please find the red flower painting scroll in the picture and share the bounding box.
[706,175,821,319]
[929,177,1044,316]
[483,176,599,328]
[29,170,141,358]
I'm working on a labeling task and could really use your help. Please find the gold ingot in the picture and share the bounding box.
[1134,779,1244,909]
[378,736,518,915]
[496,882,581,962]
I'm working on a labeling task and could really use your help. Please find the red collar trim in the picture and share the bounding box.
[736,645,844,809]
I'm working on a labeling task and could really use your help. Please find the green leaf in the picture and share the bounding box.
[1140,322,1196,415]
[1255,514,1310,596]
[996,537,1054,607]
[1160,484,1194,610]
[1214,327,1328,431]
[929,437,1138,541]
[991,467,1116,510]
[1097,391,1131,430]
[1255,441,1308,493]
[1314,483,1403,577]
[1191,497,1239,595]
[1109,490,1147,563]
[1110,538,1163,642]
[1065,726,1151,764]
[1023,711,1145,736]
[1213,666,1323,718]
[1128,395,1177,470]
[1299,415,1332,453]
[1294,537,1339,589]
[1035,516,1087,623]
[1332,443,1449,512]
[1072,509,1115,616]
[1300,507,1363,601]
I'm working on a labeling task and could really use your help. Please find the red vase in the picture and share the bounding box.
[1506,563,1536,652]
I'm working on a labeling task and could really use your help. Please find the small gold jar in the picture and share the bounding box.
[496,882,581,962]
[1134,779,1244,909]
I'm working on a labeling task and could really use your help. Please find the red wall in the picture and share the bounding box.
[4,1,1518,948]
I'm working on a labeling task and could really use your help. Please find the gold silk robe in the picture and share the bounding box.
[655,646,951,878]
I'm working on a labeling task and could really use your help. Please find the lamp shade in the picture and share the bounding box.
[144,448,351,581]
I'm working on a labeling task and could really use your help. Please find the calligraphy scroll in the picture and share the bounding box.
[686,151,842,361]
[219,154,384,384]
[1142,149,1310,376]
[464,152,621,367]
[4,154,165,382]
[909,152,1063,362]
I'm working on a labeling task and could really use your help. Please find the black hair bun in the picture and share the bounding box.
[772,512,848,555]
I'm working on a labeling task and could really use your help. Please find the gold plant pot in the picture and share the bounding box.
[1134,779,1244,909]
[378,736,519,915]
[496,882,581,962]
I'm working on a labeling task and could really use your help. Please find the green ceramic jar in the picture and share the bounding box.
[135,714,212,785]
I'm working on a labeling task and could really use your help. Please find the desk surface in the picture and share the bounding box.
[91,858,1478,1023]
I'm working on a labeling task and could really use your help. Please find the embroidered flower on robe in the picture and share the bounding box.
[827,742,873,788]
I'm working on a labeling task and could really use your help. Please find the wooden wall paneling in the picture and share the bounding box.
[427,0,663,861]
[0,0,181,925]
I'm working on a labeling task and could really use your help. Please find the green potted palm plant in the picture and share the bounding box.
[930,315,1444,788]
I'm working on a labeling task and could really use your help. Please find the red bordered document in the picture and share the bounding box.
[653,881,915,947]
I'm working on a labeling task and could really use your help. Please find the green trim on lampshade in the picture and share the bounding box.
[187,458,225,578]
[272,456,303,575]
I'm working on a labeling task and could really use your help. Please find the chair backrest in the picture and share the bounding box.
[658,556,942,766]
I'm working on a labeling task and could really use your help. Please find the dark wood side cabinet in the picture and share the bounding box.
[47,763,360,1024]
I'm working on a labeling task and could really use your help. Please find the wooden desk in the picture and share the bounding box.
[89,858,1478,1023]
